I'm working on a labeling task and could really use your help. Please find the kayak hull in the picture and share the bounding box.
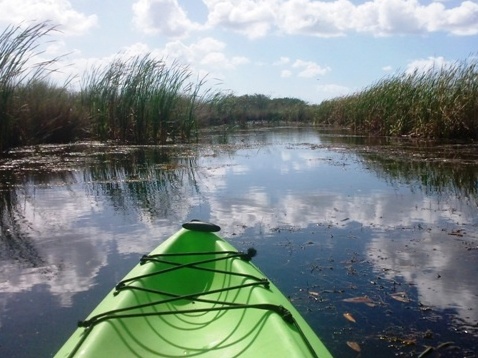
[55,222,332,357]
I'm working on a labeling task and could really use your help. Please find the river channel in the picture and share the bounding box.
[1,127,477,357]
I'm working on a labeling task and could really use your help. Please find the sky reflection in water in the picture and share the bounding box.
[0,128,477,357]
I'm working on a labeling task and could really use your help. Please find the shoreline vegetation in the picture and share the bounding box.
[315,57,478,139]
[1,22,477,154]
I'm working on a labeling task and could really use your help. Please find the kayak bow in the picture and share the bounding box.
[55,221,333,357]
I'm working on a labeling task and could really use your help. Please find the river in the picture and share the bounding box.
[1,127,477,357]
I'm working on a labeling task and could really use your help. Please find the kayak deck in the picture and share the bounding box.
[55,222,332,357]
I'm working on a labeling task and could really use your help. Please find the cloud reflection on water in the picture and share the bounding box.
[368,229,478,326]
[0,129,477,353]
[197,139,478,328]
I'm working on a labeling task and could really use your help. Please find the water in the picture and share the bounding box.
[1,127,477,357]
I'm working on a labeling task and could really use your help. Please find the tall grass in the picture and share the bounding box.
[81,55,207,144]
[2,21,478,153]
[0,22,62,151]
[0,21,211,153]
[179,75,210,141]
[314,58,478,139]
[11,80,86,144]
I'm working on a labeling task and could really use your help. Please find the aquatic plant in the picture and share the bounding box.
[3,20,477,153]
[179,74,212,142]
[314,57,478,139]
[0,22,61,151]
[81,55,208,144]
[12,80,87,144]
[0,21,214,151]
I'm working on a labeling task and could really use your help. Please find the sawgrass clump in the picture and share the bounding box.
[0,22,86,151]
[314,58,478,139]
[81,55,208,144]
[0,22,210,152]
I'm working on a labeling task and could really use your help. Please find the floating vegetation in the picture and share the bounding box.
[417,346,434,358]
[343,312,356,323]
[308,291,320,298]
[342,295,376,307]
[346,341,361,352]
[272,211,477,357]
[390,291,410,303]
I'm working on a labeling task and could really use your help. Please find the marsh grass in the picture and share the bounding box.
[14,80,88,144]
[1,22,210,153]
[314,58,478,139]
[2,21,478,154]
[81,55,207,144]
[179,75,211,141]
[0,22,65,151]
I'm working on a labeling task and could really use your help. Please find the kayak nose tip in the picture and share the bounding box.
[182,220,221,232]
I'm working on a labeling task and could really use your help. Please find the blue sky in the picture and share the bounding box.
[0,0,477,103]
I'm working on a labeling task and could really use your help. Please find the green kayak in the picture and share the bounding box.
[55,221,333,357]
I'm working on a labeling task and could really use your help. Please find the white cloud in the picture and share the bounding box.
[405,56,453,74]
[104,37,249,75]
[164,37,249,70]
[352,0,478,36]
[273,56,291,66]
[231,56,251,66]
[200,52,228,66]
[132,0,201,37]
[204,0,276,39]
[191,36,226,53]
[202,0,478,38]
[429,0,478,35]
[277,0,353,37]
[281,70,292,78]
[273,57,331,81]
[3,0,476,43]
[189,39,250,70]
[0,0,98,36]
[358,0,423,35]
[292,59,331,78]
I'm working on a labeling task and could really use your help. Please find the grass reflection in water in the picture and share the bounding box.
[0,128,477,357]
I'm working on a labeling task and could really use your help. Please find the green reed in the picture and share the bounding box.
[314,57,478,139]
[11,80,86,144]
[4,21,477,152]
[179,75,211,141]
[0,22,65,151]
[81,55,206,144]
[0,21,211,151]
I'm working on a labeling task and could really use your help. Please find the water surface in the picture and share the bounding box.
[1,127,477,357]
